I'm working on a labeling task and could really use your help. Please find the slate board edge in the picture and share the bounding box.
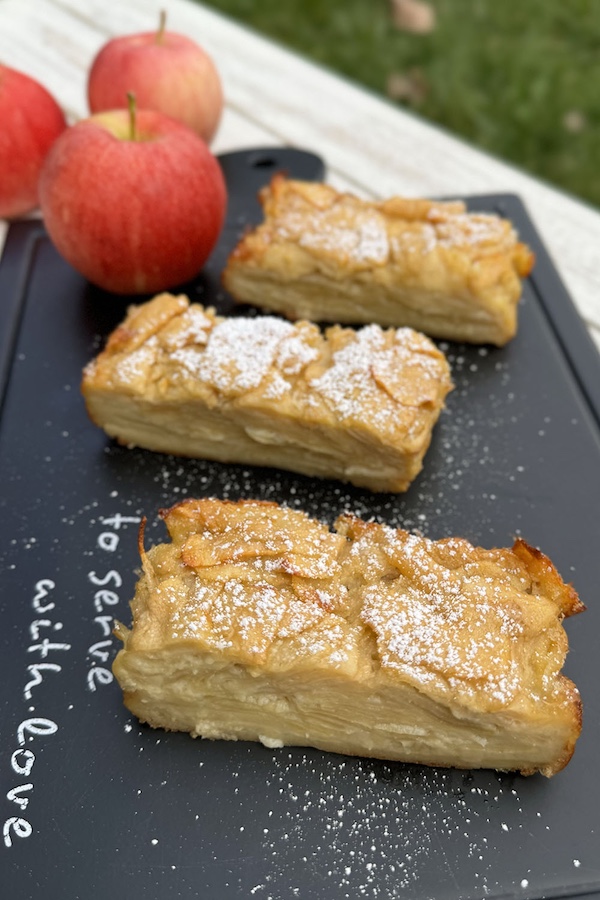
[466,192,600,427]
[1,164,600,900]
[0,221,46,417]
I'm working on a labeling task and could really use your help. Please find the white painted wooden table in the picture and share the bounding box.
[1,0,599,352]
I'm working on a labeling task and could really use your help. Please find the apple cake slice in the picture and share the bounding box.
[81,292,453,492]
[113,498,583,777]
[222,176,535,346]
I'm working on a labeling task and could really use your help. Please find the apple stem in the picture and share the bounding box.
[127,92,137,142]
[157,10,167,43]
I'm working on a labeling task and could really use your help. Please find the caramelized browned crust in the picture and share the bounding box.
[81,293,453,493]
[223,176,535,346]
[113,499,582,776]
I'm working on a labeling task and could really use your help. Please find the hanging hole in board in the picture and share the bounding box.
[248,152,278,169]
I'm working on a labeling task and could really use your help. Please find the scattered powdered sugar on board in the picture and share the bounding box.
[213,748,541,899]
[77,333,589,897]
[6,310,591,900]
[110,715,562,900]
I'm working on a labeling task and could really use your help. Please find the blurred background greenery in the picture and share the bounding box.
[200,0,600,208]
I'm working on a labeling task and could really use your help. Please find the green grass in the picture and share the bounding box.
[199,0,600,208]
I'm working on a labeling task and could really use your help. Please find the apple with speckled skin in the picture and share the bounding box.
[87,14,223,143]
[0,64,67,218]
[39,101,227,294]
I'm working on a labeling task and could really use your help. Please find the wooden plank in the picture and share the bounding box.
[0,0,100,121]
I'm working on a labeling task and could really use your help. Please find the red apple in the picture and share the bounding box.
[88,14,223,144]
[38,102,227,294]
[0,64,67,218]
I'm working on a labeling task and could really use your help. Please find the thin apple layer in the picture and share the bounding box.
[113,499,584,777]
[81,292,453,492]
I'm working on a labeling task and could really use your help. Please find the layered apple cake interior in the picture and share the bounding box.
[82,292,453,492]
[223,176,535,346]
[113,499,583,777]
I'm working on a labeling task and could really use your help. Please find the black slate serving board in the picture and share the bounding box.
[1,148,600,900]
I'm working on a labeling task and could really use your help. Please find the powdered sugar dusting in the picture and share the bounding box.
[175,578,312,657]
[163,305,212,350]
[97,299,451,473]
[431,210,516,250]
[264,181,520,272]
[355,526,525,706]
[276,331,319,375]
[190,316,295,394]
[310,325,389,423]
[309,325,447,432]
[114,336,158,385]
[166,313,321,400]
[297,209,389,265]
[151,498,556,720]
